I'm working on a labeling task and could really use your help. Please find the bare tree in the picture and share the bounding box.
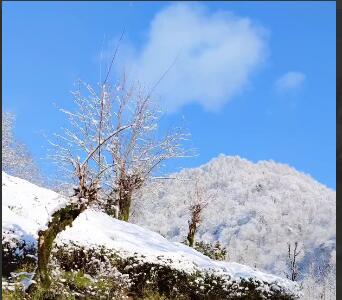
[186,180,209,247]
[104,78,191,221]
[31,33,189,290]
[36,73,189,289]
[34,80,133,291]
[286,241,302,281]
[2,112,42,185]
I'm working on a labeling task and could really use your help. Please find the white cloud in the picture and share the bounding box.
[118,3,268,112]
[275,71,306,93]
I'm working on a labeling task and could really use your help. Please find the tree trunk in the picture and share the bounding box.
[32,204,84,291]
[119,192,132,222]
[187,223,197,247]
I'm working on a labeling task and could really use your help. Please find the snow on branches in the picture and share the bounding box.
[2,112,42,185]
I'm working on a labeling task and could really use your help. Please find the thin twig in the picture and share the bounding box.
[103,28,125,86]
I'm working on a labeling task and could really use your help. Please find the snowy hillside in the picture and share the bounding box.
[57,210,297,290]
[132,155,336,278]
[2,172,69,249]
[2,172,300,299]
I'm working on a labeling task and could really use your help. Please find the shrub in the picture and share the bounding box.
[2,238,36,276]
[52,244,298,300]
[3,242,299,299]
[192,240,228,261]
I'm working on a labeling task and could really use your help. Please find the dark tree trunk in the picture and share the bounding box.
[187,203,202,248]
[119,191,132,222]
[287,242,301,282]
[187,222,197,247]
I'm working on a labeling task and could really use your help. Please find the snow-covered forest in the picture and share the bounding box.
[133,155,336,299]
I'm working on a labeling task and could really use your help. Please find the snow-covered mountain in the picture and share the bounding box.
[132,155,336,279]
[2,171,300,299]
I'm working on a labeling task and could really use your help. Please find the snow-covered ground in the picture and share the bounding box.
[2,172,69,248]
[2,171,300,297]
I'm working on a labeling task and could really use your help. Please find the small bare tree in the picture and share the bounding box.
[34,80,133,291]
[105,78,191,221]
[286,241,302,281]
[186,180,209,247]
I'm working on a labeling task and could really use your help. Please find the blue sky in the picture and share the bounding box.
[3,2,336,189]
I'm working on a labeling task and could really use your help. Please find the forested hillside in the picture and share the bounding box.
[132,155,336,298]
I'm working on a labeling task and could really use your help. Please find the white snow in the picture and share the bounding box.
[56,209,299,295]
[2,171,300,297]
[2,171,69,246]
